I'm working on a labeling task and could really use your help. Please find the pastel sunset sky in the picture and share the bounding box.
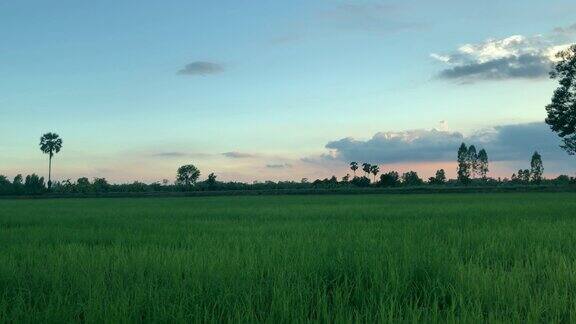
[2,1,575,183]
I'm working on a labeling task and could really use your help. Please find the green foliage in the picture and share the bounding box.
[92,178,110,192]
[12,175,23,195]
[76,177,91,193]
[555,175,572,185]
[0,176,11,195]
[467,145,478,178]
[205,172,218,188]
[545,44,576,155]
[457,143,470,184]
[312,176,340,188]
[477,149,489,179]
[23,174,45,194]
[512,169,531,184]
[369,165,380,182]
[379,171,400,187]
[176,164,201,186]
[429,169,447,185]
[349,162,358,177]
[361,163,371,177]
[350,176,371,187]
[530,151,544,184]
[39,132,63,157]
[39,132,63,188]
[402,171,424,186]
[1,194,576,322]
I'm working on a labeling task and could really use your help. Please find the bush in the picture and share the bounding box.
[379,172,400,187]
[350,176,371,187]
[24,174,46,195]
[402,171,424,186]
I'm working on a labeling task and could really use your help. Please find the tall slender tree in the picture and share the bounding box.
[369,165,380,182]
[39,132,63,189]
[457,143,470,184]
[350,162,359,177]
[467,145,478,178]
[545,45,576,155]
[477,149,489,179]
[530,151,544,183]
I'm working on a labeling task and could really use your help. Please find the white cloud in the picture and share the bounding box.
[432,24,576,82]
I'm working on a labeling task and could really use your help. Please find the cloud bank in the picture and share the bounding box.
[178,61,224,76]
[432,24,576,83]
[223,151,255,158]
[266,163,292,169]
[323,122,570,165]
[151,152,188,158]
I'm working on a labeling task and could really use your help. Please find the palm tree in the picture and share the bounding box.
[362,163,371,177]
[370,165,380,182]
[39,133,63,189]
[349,162,358,177]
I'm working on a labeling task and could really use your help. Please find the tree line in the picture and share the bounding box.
[343,143,547,188]
[0,135,571,196]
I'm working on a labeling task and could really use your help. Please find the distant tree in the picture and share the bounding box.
[24,174,45,194]
[0,175,11,195]
[162,179,170,186]
[76,177,91,193]
[467,145,478,178]
[176,164,200,186]
[369,165,380,182]
[522,169,531,183]
[39,132,63,189]
[530,151,544,183]
[350,176,371,187]
[13,174,23,186]
[362,163,371,177]
[301,178,309,184]
[545,44,576,155]
[77,177,90,186]
[12,174,23,194]
[555,174,571,185]
[342,174,351,182]
[515,169,530,184]
[379,171,400,187]
[206,173,217,187]
[92,178,110,192]
[350,162,359,177]
[0,175,9,185]
[477,149,489,179]
[57,179,74,193]
[429,169,447,185]
[402,171,424,186]
[457,143,471,184]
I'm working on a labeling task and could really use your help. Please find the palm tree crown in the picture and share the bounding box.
[362,163,371,177]
[370,165,380,182]
[350,162,358,176]
[40,133,63,157]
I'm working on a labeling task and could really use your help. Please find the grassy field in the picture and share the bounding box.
[1,193,576,322]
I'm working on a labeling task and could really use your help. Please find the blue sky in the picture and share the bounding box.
[1,0,575,182]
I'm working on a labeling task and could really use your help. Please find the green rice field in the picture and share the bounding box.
[1,193,576,322]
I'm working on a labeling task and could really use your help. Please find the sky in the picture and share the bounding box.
[1,0,575,183]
